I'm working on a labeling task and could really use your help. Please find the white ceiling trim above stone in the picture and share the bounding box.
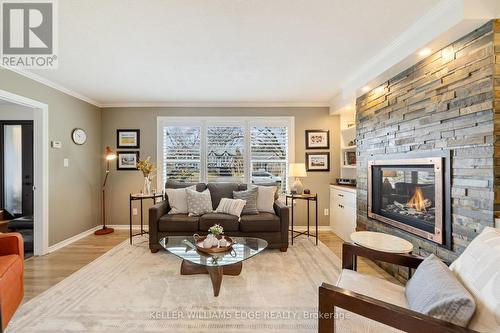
[329,0,499,114]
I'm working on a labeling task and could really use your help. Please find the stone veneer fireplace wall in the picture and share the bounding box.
[356,20,500,280]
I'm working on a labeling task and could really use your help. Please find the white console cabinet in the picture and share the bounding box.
[330,185,356,242]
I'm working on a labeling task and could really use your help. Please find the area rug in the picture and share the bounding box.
[8,236,341,332]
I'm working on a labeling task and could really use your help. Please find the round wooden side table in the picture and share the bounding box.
[350,231,413,254]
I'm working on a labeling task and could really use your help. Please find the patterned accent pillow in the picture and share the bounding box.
[186,188,213,217]
[215,198,247,218]
[233,187,259,215]
[406,254,476,327]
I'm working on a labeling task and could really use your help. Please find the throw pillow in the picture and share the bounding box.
[166,185,196,214]
[186,188,213,217]
[405,254,476,327]
[253,185,277,213]
[449,227,500,332]
[215,198,247,218]
[233,187,259,215]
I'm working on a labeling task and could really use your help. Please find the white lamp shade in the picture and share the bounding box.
[289,163,307,177]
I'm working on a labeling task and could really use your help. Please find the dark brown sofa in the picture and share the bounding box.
[149,181,289,253]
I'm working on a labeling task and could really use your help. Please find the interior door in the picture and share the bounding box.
[1,121,34,217]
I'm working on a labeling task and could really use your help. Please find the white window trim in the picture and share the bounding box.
[156,116,295,190]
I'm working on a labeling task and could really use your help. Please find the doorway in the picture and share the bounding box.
[0,90,49,256]
[0,121,34,257]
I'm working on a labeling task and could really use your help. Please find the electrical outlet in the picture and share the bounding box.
[133,208,138,215]
[324,208,329,216]
[63,158,69,168]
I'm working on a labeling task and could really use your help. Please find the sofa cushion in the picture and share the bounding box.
[450,227,500,332]
[335,269,407,333]
[207,183,240,210]
[233,187,259,215]
[158,214,199,232]
[406,254,476,327]
[199,213,239,231]
[240,213,280,232]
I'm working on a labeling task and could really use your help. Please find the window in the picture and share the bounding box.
[250,126,288,193]
[207,125,245,183]
[158,117,293,192]
[163,126,201,182]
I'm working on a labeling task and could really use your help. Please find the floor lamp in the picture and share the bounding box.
[95,146,116,235]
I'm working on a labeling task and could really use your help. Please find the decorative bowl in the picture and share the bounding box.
[193,234,235,254]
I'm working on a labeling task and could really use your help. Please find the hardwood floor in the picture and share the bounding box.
[23,229,395,302]
[23,229,129,302]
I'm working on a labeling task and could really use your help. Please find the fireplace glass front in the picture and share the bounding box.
[368,157,444,244]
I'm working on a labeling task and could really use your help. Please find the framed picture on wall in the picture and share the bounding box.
[117,129,140,149]
[306,152,330,172]
[305,130,329,149]
[117,151,139,170]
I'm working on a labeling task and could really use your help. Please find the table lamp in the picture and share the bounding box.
[289,163,307,194]
[95,146,117,235]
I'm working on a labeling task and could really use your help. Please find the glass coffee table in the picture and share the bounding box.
[160,236,268,296]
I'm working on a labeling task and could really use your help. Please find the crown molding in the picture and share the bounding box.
[337,0,496,101]
[100,101,331,108]
[1,66,103,107]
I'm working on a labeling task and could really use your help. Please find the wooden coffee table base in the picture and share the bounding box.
[180,260,243,296]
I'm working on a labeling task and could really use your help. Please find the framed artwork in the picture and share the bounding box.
[345,151,356,166]
[117,129,140,149]
[306,152,330,172]
[117,151,139,170]
[305,130,329,149]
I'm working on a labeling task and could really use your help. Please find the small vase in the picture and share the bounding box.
[143,176,152,195]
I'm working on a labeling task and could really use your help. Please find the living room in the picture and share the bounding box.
[0,1,499,332]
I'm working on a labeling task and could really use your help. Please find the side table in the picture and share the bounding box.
[285,193,318,245]
[129,193,164,244]
[349,231,414,274]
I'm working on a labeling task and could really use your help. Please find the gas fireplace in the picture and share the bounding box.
[368,154,451,247]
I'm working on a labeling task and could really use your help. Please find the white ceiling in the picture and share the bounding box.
[29,0,446,106]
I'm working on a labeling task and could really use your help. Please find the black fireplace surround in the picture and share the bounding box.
[368,152,451,249]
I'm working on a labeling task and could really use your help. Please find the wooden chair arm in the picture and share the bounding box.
[318,283,478,333]
[342,242,424,270]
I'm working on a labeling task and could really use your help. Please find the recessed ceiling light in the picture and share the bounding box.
[362,86,370,92]
[418,48,432,57]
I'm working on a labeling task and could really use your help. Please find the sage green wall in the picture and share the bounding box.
[102,107,340,227]
[0,70,102,246]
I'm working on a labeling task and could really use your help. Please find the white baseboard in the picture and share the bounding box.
[46,225,146,254]
[47,225,102,253]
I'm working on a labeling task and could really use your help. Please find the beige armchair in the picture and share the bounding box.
[319,227,500,333]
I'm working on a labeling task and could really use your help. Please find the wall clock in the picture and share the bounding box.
[72,128,87,145]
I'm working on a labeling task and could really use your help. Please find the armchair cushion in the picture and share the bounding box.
[450,227,500,332]
[406,254,476,327]
[335,269,406,333]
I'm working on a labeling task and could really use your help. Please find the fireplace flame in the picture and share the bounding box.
[407,187,427,212]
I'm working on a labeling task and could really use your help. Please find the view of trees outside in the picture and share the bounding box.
[207,126,245,182]
[163,126,201,182]
[163,124,288,192]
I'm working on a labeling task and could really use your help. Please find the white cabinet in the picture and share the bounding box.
[330,185,356,242]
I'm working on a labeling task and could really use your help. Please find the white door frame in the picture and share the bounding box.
[0,89,49,255]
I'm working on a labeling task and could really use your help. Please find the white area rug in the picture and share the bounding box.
[8,237,341,332]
